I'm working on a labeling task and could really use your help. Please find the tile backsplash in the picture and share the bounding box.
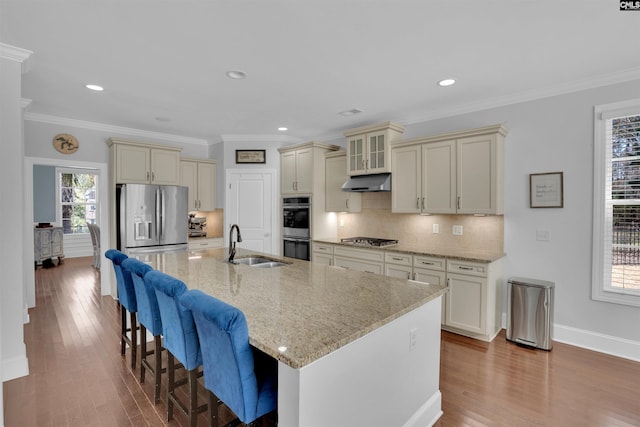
[336,193,503,253]
[191,209,224,238]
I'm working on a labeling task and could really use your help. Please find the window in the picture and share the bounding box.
[593,99,640,307]
[59,169,98,235]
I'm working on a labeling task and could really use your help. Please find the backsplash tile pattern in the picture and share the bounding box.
[337,193,503,253]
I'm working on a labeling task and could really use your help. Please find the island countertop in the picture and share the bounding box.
[139,247,446,369]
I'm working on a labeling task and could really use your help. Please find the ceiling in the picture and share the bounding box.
[2,1,640,144]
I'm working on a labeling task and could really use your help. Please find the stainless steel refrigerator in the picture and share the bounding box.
[118,184,188,254]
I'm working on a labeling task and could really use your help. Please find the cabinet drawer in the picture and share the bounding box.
[334,256,383,275]
[447,259,487,277]
[413,255,445,271]
[312,242,334,254]
[384,251,412,266]
[334,246,384,263]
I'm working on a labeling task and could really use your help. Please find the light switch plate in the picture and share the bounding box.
[536,229,550,241]
[453,225,463,236]
[433,224,440,234]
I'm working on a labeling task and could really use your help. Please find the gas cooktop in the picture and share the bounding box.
[340,237,399,247]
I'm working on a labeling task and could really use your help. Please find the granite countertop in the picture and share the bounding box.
[314,238,505,263]
[142,247,446,369]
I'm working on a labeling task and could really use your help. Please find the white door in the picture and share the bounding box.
[226,169,278,255]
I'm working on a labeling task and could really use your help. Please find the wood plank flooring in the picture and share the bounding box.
[4,257,640,426]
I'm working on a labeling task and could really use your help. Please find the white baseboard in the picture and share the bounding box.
[2,350,29,382]
[501,312,640,362]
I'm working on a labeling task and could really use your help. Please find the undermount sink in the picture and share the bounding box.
[231,256,290,268]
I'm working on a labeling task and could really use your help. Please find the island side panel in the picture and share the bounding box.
[277,296,443,427]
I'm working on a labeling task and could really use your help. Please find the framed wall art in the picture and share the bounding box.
[235,149,266,164]
[530,172,564,208]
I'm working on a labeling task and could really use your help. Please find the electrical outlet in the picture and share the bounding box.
[409,328,418,352]
[433,223,440,234]
[453,225,463,236]
[339,218,345,227]
[536,229,550,241]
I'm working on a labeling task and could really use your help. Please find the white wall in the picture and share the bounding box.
[400,79,640,354]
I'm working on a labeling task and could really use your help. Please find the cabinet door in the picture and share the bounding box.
[116,145,150,183]
[391,145,421,213]
[414,267,447,324]
[422,140,456,214]
[385,264,412,280]
[367,131,389,174]
[151,149,180,185]
[312,252,333,265]
[295,148,313,193]
[325,154,361,212]
[347,135,366,175]
[281,151,297,193]
[445,272,486,334]
[457,135,496,214]
[197,162,216,211]
[180,161,198,211]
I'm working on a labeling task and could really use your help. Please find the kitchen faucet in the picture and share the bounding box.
[228,224,242,263]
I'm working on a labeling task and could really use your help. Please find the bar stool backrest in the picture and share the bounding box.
[146,270,202,370]
[105,249,136,313]
[122,258,160,335]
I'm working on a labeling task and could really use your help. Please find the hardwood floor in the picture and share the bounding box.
[4,257,640,426]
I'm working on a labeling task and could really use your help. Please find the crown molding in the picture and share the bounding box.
[0,43,33,73]
[220,134,303,144]
[399,66,640,127]
[24,112,210,146]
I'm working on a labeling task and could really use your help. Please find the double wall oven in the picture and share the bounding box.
[282,196,310,260]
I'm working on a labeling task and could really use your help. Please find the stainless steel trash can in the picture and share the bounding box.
[506,277,554,350]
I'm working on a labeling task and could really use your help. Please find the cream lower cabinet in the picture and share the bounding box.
[324,151,361,212]
[333,246,384,275]
[181,159,216,211]
[443,258,503,342]
[384,252,413,280]
[312,242,334,265]
[413,255,447,323]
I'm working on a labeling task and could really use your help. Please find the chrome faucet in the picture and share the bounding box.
[228,224,242,263]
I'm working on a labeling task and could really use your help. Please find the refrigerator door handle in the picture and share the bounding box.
[155,187,162,241]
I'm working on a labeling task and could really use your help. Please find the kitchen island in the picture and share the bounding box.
[136,246,447,427]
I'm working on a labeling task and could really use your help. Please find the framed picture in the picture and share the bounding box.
[530,172,564,208]
[235,149,266,164]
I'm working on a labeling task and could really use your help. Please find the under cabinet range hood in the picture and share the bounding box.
[341,173,391,192]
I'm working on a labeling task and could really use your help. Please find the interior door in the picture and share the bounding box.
[226,170,277,255]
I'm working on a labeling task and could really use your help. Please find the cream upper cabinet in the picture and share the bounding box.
[391,124,507,215]
[345,122,404,176]
[181,159,216,211]
[324,151,361,212]
[280,146,313,194]
[391,144,422,213]
[108,138,182,185]
[279,142,339,195]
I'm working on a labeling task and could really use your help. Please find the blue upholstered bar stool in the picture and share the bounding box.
[180,289,278,426]
[105,249,138,370]
[122,258,164,403]
[146,270,209,427]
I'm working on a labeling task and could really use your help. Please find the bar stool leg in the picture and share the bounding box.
[153,336,163,404]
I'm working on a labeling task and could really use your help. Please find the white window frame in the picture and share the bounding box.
[592,98,640,307]
[56,167,99,235]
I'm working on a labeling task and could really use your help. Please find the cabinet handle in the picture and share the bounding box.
[146,171,150,180]
[407,272,411,279]
[346,199,350,209]
[421,261,435,265]
[361,159,365,170]
[152,172,155,181]
[412,272,417,280]
[447,278,450,286]
[457,196,461,210]
[416,197,420,209]
[366,159,369,170]
[391,257,404,261]
[458,266,474,271]
[421,197,425,210]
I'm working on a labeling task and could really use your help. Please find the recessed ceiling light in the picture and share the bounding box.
[85,84,104,91]
[278,127,288,131]
[338,108,363,116]
[437,79,456,87]
[226,70,247,79]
